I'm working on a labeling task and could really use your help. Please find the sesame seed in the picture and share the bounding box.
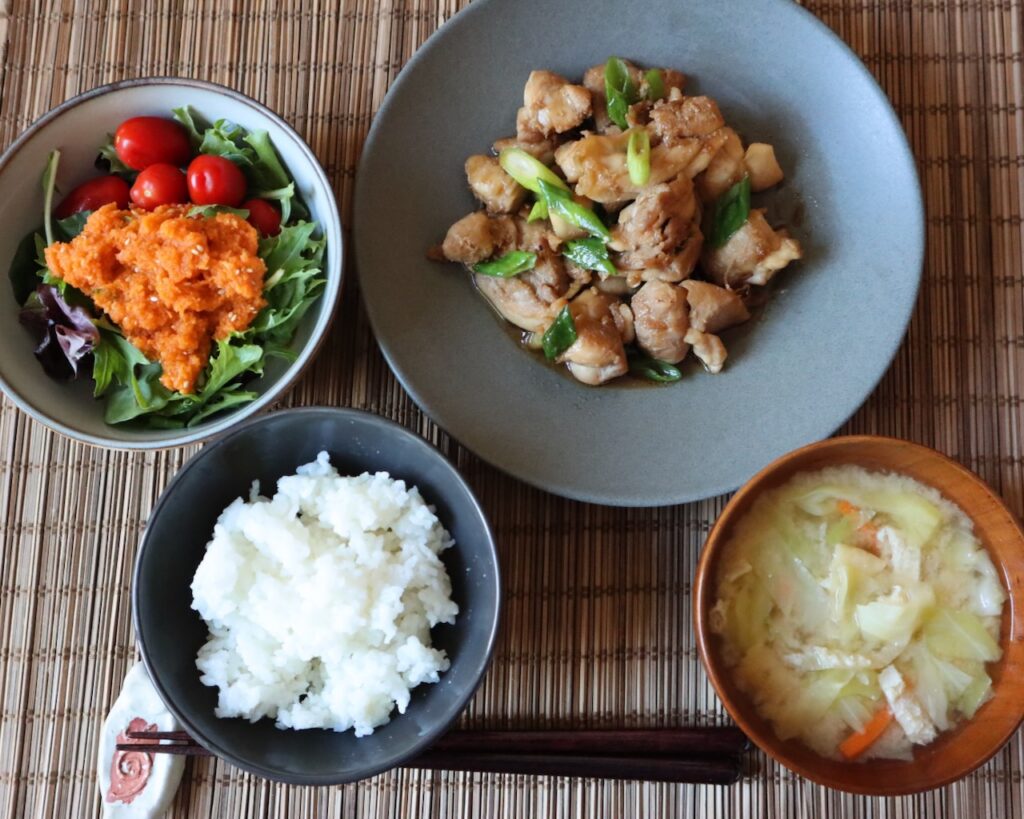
[149,296,158,302]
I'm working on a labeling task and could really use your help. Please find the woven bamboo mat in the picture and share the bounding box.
[0,0,1022,816]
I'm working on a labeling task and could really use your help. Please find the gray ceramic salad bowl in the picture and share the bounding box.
[355,0,924,506]
[133,407,501,785]
[0,78,342,448]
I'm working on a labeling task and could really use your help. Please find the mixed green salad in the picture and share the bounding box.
[8,107,325,429]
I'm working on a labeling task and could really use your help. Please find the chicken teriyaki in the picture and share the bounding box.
[429,58,802,386]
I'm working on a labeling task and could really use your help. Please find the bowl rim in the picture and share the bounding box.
[131,406,503,785]
[0,76,344,450]
[693,434,1024,795]
[353,0,926,507]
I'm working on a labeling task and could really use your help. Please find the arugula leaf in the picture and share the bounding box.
[187,205,250,219]
[95,135,134,176]
[173,106,304,224]
[9,231,42,303]
[55,211,91,242]
[104,359,176,424]
[172,106,209,147]
[186,383,258,428]
[196,338,263,399]
[243,130,291,191]
[247,221,325,346]
[41,150,60,247]
[708,176,752,248]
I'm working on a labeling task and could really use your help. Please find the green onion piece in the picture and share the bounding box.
[498,147,569,195]
[472,250,537,278]
[644,69,666,101]
[537,179,610,242]
[41,149,61,247]
[628,352,683,382]
[604,57,638,129]
[708,176,752,248]
[627,129,651,187]
[527,198,548,222]
[563,237,617,276]
[541,305,578,360]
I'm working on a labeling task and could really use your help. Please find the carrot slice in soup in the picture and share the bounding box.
[839,706,893,760]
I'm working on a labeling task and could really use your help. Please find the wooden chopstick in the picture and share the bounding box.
[408,750,741,784]
[119,727,747,783]
[430,727,749,757]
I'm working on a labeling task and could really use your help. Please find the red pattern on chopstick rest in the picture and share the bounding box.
[107,717,158,804]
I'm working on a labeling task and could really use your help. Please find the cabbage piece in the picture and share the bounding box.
[855,583,934,644]
[969,570,1006,618]
[824,545,886,625]
[833,693,874,733]
[825,516,855,548]
[904,644,951,730]
[936,656,974,697]
[751,534,829,633]
[956,671,993,718]
[721,575,773,654]
[924,609,1001,662]
[791,485,851,517]
[774,507,830,576]
[736,647,852,741]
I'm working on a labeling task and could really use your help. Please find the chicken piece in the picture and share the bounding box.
[659,69,687,96]
[555,131,701,204]
[608,175,703,282]
[685,327,727,373]
[879,666,937,746]
[682,127,732,180]
[681,280,750,333]
[465,155,527,215]
[472,217,583,333]
[702,209,803,288]
[631,280,691,364]
[492,135,560,166]
[516,70,592,139]
[744,143,785,191]
[648,96,726,146]
[593,275,633,296]
[559,288,630,385]
[439,212,516,265]
[696,127,746,202]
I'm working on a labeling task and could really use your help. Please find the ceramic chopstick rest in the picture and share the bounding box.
[97,662,185,818]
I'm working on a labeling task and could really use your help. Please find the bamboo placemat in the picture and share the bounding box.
[0,0,1022,816]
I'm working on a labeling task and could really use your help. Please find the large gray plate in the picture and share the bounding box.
[354,0,923,507]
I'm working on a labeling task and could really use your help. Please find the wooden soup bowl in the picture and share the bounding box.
[693,435,1024,794]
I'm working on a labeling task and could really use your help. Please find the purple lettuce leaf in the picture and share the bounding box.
[19,284,100,379]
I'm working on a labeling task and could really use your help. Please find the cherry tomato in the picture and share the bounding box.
[54,175,131,218]
[186,155,247,207]
[130,163,189,209]
[242,198,281,236]
[114,117,192,170]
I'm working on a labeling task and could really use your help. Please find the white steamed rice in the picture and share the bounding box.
[190,451,459,736]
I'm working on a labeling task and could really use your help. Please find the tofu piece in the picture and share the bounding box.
[879,665,937,745]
